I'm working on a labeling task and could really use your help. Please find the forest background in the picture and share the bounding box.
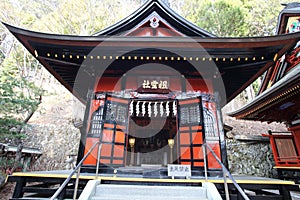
[0,0,290,172]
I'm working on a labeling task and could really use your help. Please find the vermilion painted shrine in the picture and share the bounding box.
[3,0,300,199]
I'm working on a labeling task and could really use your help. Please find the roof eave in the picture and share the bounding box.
[228,64,300,118]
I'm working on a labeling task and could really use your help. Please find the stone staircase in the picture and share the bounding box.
[78,180,222,200]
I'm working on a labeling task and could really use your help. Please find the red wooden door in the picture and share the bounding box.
[100,95,129,166]
[178,97,205,168]
[83,94,129,167]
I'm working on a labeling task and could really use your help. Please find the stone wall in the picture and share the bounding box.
[23,125,278,177]
[23,124,80,171]
[226,139,278,178]
[22,82,83,171]
[223,101,286,178]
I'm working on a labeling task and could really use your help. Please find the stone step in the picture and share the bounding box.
[9,198,73,200]
[78,180,222,200]
[91,195,207,200]
[94,184,207,198]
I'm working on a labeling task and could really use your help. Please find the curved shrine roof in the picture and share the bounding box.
[3,0,300,105]
[228,64,300,124]
[229,3,300,124]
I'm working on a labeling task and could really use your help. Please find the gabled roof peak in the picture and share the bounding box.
[94,0,215,37]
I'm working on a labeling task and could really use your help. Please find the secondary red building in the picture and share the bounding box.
[229,3,300,177]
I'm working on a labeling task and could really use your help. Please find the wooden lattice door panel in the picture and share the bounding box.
[83,93,106,166]
[179,125,204,167]
[202,103,222,170]
[264,130,300,167]
[99,95,129,166]
[275,138,299,164]
[87,94,106,134]
[100,123,127,165]
[83,137,101,165]
[206,141,222,169]
[83,94,129,167]
[178,97,205,168]
[275,138,297,159]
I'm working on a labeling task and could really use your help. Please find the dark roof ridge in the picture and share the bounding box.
[93,0,215,37]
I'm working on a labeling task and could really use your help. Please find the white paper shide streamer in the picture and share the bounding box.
[173,101,177,116]
[166,101,170,116]
[148,102,152,117]
[142,101,146,116]
[129,101,134,116]
[136,101,140,117]
[130,100,177,118]
[154,102,158,117]
[160,102,164,117]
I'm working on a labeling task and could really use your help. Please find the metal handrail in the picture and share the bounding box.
[202,143,250,200]
[50,141,102,200]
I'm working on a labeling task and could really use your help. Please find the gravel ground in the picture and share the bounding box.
[0,182,15,200]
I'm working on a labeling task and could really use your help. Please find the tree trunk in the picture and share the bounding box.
[11,95,41,172]
[13,139,23,172]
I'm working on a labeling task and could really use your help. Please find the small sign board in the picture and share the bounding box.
[167,164,191,178]
[137,76,170,94]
